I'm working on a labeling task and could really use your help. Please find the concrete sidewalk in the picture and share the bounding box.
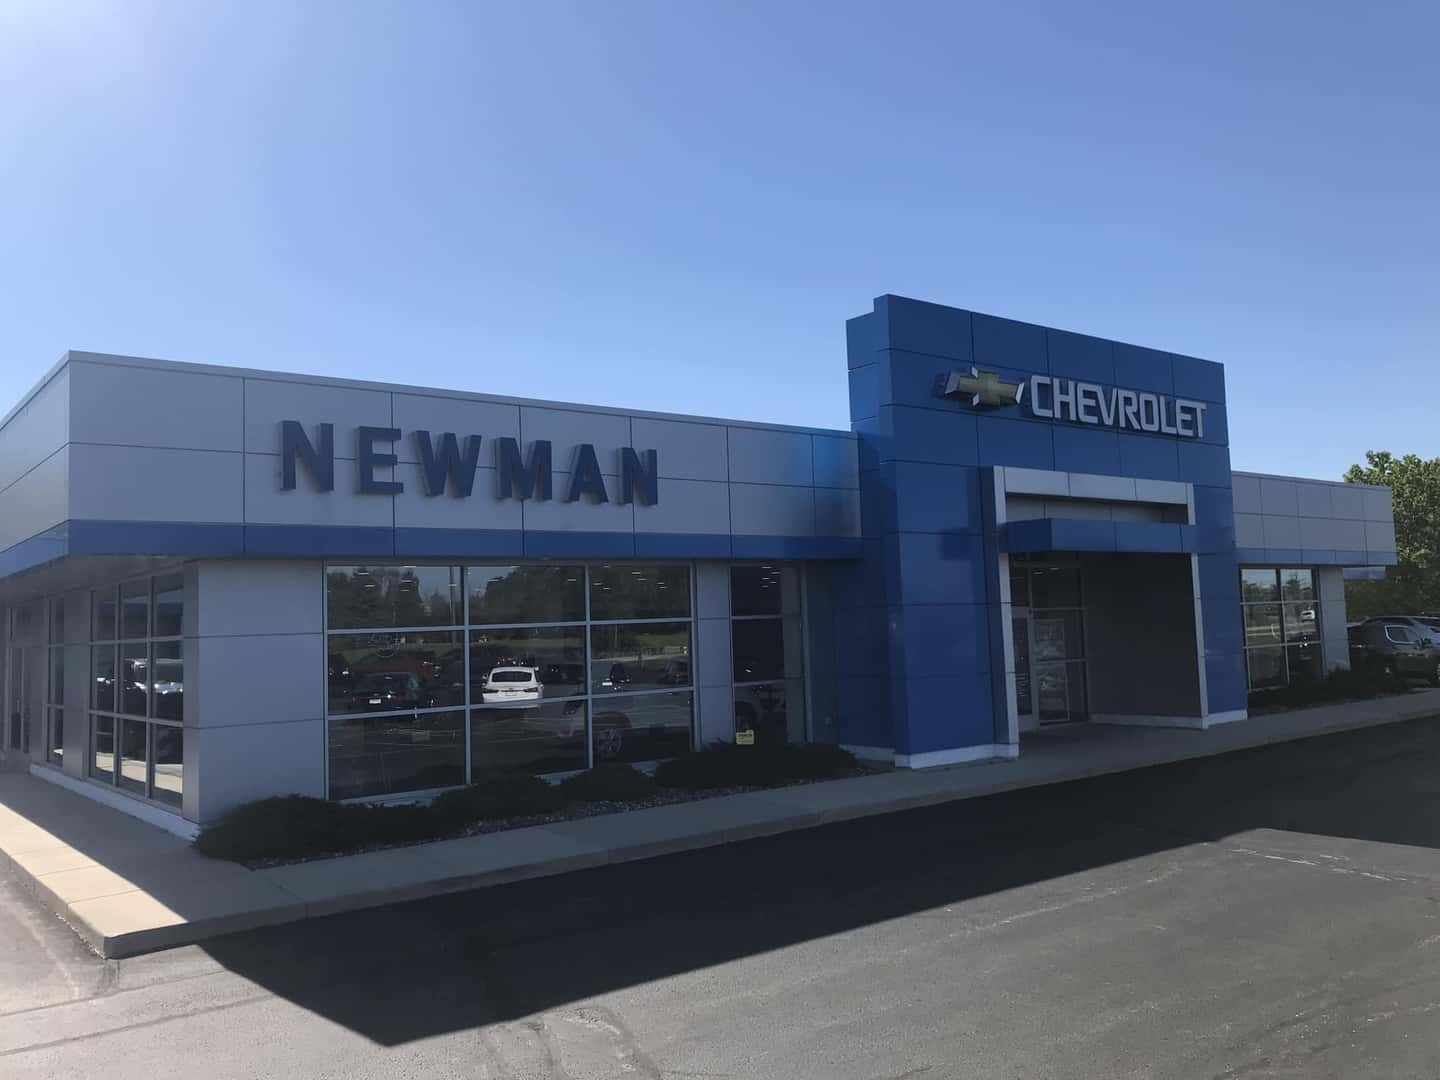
[4,690,1439,958]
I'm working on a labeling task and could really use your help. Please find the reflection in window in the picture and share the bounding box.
[592,691,693,763]
[91,717,115,782]
[590,622,692,693]
[92,646,116,712]
[327,565,463,629]
[590,564,690,621]
[1240,566,1324,690]
[734,681,804,746]
[471,701,588,776]
[152,726,184,806]
[121,643,148,716]
[730,566,805,743]
[120,580,149,640]
[152,641,183,722]
[154,574,184,636]
[93,589,117,642]
[469,627,585,701]
[118,718,148,794]
[329,710,466,799]
[468,565,585,625]
[327,631,463,713]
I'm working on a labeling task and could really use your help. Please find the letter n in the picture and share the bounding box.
[280,421,334,491]
[620,448,658,506]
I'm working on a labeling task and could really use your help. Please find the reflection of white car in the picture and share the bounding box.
[481,666,543,705]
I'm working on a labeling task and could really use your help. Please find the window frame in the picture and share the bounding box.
[323,561,700,800]
[86,573,185,809]
[1239,566,1325,690]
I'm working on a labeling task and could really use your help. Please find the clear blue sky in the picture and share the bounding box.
[2,1,1435,479]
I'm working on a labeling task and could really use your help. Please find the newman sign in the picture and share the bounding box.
[940,367,1208,439]
[278,422,659,505]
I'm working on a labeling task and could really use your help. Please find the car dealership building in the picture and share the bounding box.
[0,296,1398,835]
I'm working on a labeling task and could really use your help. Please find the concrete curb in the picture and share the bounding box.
[4,696,1439,958]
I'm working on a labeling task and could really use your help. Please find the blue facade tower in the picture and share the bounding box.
[838,295,1245,765]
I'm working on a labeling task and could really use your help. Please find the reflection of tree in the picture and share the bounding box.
[327,567,460,628]
[469,565,585,624]
[588,565,690,620]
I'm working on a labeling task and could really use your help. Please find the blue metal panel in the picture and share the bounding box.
[1171,355,1227,403]
[1177,441,1232,488]
[1112,521,1189,553]
[393,527,525,558]
[1052,425,1121,475]
[881,350,955,409]
[1192,484,1234,529]
[1112,342,1175,394]
[892,462,983,534]
[731,535,864,560]
[1046,329,1113,384]
[1369,549,1399,566]
[881,405,979,466]
[524,530,635,558]
[897,676,996,754]
[1206,653,1248,713]
[68,520,247,556]
[1234,547,1268,564]
[835,674,892,748]
[845,313,877,370]
[1195,401,1228,446]
[972,312,1048,373]
[1264,548,1305,565]
[245,523,395,557]
[833,606,889,677]
[848,364,880,422]
[1300,548,1338,565]
[1334,549,1369,566]
[976,415,1054,470]
[813,435,861,490]
[1118,434,1180,481]
[0,524,68,578]
[633,533,734,559]
[859,467,895,537]
[892,530,987,605]
[890,603,990,678]
[873,295,973,361]
[1050,519,1118,551]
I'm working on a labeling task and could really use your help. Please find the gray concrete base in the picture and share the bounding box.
[2,690,1438,958]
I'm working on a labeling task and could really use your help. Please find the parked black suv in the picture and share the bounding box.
[1348,619,1440,685]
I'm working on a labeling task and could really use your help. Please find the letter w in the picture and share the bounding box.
[414,431,482,497]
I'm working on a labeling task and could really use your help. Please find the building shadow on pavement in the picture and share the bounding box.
[199,715,1440,1047]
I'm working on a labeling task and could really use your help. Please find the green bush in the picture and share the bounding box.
[428,771,565,829]
[654,742,858,790]
[558,763,658,803]
[1249,667,1407,710]
[195,796,372,862]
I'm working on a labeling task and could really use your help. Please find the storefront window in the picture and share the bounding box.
[325,562,696,797]
[730,565,805,744]
[1240,567,1323,690]
[87,575,185,808]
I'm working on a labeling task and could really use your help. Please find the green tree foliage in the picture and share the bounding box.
[1343,451,1440,616]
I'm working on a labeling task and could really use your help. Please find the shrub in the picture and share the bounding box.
[428,771,565,829]
[195,795,370,862]
[558,763,658,803]
[1248,667,1408,710]
[654,742,858,790]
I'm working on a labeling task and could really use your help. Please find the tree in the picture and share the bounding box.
[1342,451,1440,617]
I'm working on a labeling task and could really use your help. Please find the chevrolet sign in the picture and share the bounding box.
[940,369,1208,439]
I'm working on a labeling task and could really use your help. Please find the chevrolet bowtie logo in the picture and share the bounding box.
[941,367,1025,408]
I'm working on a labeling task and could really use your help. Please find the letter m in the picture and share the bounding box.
[495,438,553,501]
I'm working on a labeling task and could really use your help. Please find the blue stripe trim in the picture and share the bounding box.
[0,524,68,578]
[1235,546,1398,568]
[68,520,245,556]
[0,520,865,576]
[394,527,524,558]
[1003,518,1201,555]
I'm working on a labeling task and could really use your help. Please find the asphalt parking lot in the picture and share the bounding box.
[6,715,1440,1078]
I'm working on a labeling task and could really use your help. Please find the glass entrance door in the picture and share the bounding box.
[1010,558,1089,729]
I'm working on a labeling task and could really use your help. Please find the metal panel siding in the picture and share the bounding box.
[727,427,813,486]
[70,361,244,452]
[812,434,861,489]
[0,365,69,492]
[393,469,523,530]
[1171,356,1226,403]
[1046,329,1113,383]
[390,396,520,462]
[69,444,243,523]
[1259,477,1300,517]
[629,417,729,482]
[244,455,395,526]
[244,378,391,458]
[0,447,68,552]
[874,295,974,361]
[814,488,862,538]
[520,407,630,474]
[729,483,815,536]
[522,472,636,532]
[1112,343,1175,394]
[632,478,732,534]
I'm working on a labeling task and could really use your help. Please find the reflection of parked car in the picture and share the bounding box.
[347,672,432,712]
[658,659,690,686]
[481,666,543,704]
[541,663,585,690]
[1348,621,1440,684]
[600,662,631,690]
[1362,615,1440,647]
